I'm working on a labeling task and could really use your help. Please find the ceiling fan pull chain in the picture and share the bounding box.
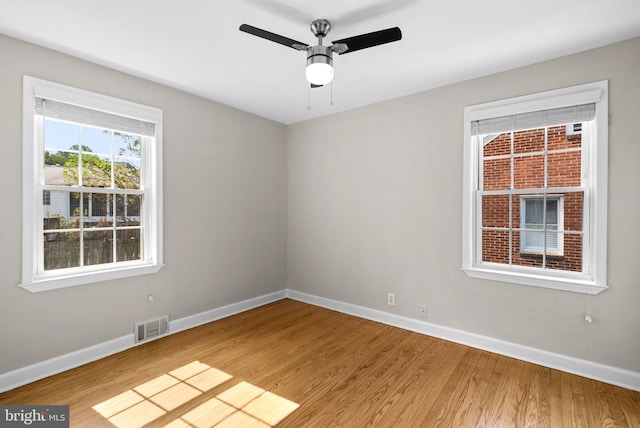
[306,84,312,110]
[330,81,333,106]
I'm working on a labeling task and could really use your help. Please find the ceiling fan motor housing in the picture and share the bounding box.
[307,45,333,67]
[306,45,333,85]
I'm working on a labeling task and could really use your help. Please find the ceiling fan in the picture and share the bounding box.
[239,19,402,87]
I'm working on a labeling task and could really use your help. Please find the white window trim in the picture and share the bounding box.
[21,76,164,292]
[462,81,608,295]
[519,195,563,256]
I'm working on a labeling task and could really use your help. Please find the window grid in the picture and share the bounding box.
[478,124,585,273]
[40,115,145,273]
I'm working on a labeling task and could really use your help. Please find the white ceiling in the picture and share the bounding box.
[1,0,639,124]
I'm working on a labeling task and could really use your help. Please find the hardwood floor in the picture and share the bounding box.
[1,299,639,427]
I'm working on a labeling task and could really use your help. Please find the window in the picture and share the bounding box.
[22,76,164,292]
[520,195,562,255]
[462,81,608,294]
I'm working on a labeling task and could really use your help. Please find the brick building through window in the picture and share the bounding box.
[481,125,583,272]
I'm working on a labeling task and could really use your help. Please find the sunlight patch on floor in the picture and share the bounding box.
[174,398,236,427]
[92,360,299,427]
[108,400,165,427]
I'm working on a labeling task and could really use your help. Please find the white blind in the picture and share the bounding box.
[36,98,156,137]
[522,230,559,250]
[472,103,595,136]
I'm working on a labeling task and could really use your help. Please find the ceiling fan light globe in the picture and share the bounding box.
[306,63,333,85]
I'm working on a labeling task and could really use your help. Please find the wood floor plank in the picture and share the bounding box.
[1,299,638,427]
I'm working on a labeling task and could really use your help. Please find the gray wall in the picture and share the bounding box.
[0,34,287,374]
[286,37,640,373]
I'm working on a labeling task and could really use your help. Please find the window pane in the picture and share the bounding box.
[114,159,141,190]
[116,194,142,226]
[548,234,582,272]
[513,128,544,154]
[548,125,582,151]
[563,192,583,231]
[521,228,544,250]
[523,198,558,225]
[82,157,112,187]
[481,230,510,264]
[548,151,581,188]
[116,229,142,262]
[545,230,559,250]
[483,157,510,191]
[521,229,559,250]
[114,133,141,158]
[44,119,80,154]
[546,199,558,224]
[482,194,510,228]
[44,191,71,230]
[82,127,112,158]
[483,133,510,157]
[85,193,113,227]
[44,232,80,270]
[84,230,113,266]
[43,191,81,230]
[514,155,544,189]
[114,133,141,190]
[44,164,75,186]
[44,120,81,186]
[524,199,544,224]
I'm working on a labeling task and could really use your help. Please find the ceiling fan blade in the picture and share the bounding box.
[239,24,308,51]
[332,27,402,54]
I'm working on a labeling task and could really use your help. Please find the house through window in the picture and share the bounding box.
[462,81,608,294]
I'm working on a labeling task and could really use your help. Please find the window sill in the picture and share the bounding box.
[20,262,165,293]
[461,265,607,295]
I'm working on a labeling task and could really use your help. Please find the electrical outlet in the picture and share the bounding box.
[419,305,428,319]
[387,292,395,306]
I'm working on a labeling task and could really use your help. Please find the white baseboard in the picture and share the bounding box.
[0,334,134,394]
[285,289,640,392]
[169,290,287,334]
[2,288,638,393]
[0,290,286,393]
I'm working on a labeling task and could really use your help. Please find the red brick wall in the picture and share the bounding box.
[481,126,583,272]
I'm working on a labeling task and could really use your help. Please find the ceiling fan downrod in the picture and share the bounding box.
[310,19,331,44]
